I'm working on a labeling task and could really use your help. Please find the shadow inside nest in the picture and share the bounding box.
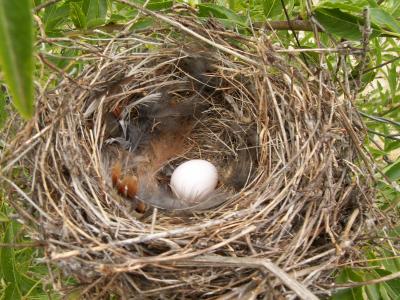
[95,51,259,216]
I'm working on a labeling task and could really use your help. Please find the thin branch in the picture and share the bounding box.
[179,256,319,300]
[360,111,400,128]
[363,56,400,74]
[37,53,87,88]
[256,20,317,31]
[356,7,371,92]
[34,0,63,13]
[367,130,400,141]
[331,270,400,289]
[379,103,400,117]
[0,242,46,248]
[275,47,363,54]
[257,19,400,39]
[279,0,309,66]
[114,0,259,67]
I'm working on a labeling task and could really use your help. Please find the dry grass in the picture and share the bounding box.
[0,6,380,299]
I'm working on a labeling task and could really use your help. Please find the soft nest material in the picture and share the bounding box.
[2,8,376,299]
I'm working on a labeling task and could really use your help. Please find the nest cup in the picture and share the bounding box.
[3,11,374,299]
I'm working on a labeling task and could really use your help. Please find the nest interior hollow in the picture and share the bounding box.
[96,47,260,214]
[2,14,375,298]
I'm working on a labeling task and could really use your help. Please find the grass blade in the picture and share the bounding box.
[0,0,34,119]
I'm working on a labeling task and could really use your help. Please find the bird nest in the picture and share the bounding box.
[2,8,376,299]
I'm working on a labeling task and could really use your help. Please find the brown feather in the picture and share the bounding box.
[144,120,192,173]
[111,161,122,187]
[117,175,138,199]
[135,200,146,214]
[136,121,192,205]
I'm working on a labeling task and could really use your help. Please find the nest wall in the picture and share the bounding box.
[2,12,375,299]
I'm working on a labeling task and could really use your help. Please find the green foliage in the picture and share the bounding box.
[198,3,247,27]
[313,3,400,40]
[69,0,106,28]
[333,236,400,300]
[314,8,368,41]
[43,2,71,34]
[84,0,108,28]
[0,0,34,119]
[70,2,87,29]
[142,0,174,11]
[369,8,400,34]
[0,200,53,299]
[0,90,7,128]
[263,0,282,18]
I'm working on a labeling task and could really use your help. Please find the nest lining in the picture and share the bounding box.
[2,12,376,299]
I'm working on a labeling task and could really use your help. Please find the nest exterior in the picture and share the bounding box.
[2,9,377,299]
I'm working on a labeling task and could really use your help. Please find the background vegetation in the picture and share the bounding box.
[0,0,399,299]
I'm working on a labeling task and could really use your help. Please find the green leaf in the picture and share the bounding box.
[385,140,400,153]
[0,223,22,299]
[131,0,173,11]
[379,283,391,300]
[263,0,282,18]
[314,8,364,40]
[333,268,366,300]
[146,0,173,11]
[198,3,247,27]
[130,17,154,31]
[370,8,400,34]
[365,282,380,300]
[367,145,387,158]
[0,89,7,128]
[318,0,366,13]
[43,3,71,33]
[383,158,400,182]
[0,0,34,119]
[361,70,376,87]
[66,288,84,300]
[70,2,87,29]
[366,0,378,7]
[83,0,108,28]
[332,286,364,299]
[109,13,129,23]
[0,211,9,222]
[393,2,400,18]
[374,269,400,298]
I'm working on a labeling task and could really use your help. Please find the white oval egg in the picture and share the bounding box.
[170,159,218,204]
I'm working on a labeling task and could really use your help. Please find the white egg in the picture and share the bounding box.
[170,159,218,204]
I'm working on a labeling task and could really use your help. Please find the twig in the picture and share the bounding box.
[0,176,53,221]
[179,256,319,300]
[362,56,400,74]
[279,0,309,66]
[275,47,362,54]
[37,53,87,88]
[114,0,259,67]
[356,7,372,92]
[258,19,399,38]
[96,226,258,271]
[0,242,46,248]
[34,0,63,12]
[257,20,317,32]
[50,209,253,260]
[360,111,400,128]
[367,130,400,141]
[379,103,400,117]
[331,270,400,289]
